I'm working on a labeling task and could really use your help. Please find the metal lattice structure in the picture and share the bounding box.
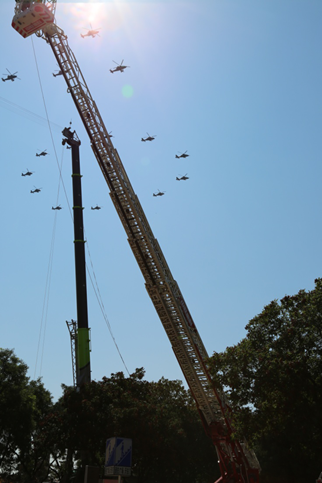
[66,319,77,387]
[12,4,260,482]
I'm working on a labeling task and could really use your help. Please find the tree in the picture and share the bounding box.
[0,348,32,475]
[47,369,219,483]
[208,279,322,482]
[0,348,53,483]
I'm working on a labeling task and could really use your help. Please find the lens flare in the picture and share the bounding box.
[122,84,134,98]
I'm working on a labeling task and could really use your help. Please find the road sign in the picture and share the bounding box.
[105,437,132,476]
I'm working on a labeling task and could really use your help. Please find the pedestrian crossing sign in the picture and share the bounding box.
[105,437,132,469]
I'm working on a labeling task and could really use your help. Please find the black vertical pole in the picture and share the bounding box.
[62,127,91,386]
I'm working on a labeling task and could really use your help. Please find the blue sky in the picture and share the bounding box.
[1,0,321,401]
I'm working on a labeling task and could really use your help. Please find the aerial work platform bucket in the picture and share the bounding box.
[12,2,54,38]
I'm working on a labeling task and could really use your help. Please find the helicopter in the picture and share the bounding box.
[110,60,129,74]
[91,205,102,210]
[52,205,62,210]
[30,187,42,194]
[175,151,189,159]
[53,69,63,77]
[2,69,20,82]
[176,174,189,181]
[141,133,156,142]
[21,169,34,177]
[81,25,101,38]
[153,190,165,197]
[36,149,48,157]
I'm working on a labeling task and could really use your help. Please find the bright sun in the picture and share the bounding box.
[57,2,134,35]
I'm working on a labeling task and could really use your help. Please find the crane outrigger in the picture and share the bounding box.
[12,2,260,481]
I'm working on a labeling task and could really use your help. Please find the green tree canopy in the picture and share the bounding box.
[0,349,219,483]
[48,368,219,483]
[208,279,322,483]
[0,348,53,483]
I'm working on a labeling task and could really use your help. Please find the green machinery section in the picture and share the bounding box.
[77,328,91,373]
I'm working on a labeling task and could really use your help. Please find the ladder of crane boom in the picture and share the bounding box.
[127,235,216,399]
[48,27,229,430]
[145,286,225,422]
[110,162,225,425]
[108,159,225,426]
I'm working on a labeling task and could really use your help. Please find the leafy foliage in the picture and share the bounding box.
[48,369,219,483]
[0,348,219,483]
[0,348,53,483]
[208,279,322,482]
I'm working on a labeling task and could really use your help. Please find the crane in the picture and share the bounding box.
[12,3,260,482]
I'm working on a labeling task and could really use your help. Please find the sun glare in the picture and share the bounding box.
[57,2,136,36]
[55,2,170,100]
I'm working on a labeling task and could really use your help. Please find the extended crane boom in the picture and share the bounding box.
[12,3,260,482]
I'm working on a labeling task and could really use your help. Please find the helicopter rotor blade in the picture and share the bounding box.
[112,60,119,65]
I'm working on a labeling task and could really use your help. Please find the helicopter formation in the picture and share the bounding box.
[21,148,47,196]
[140,133,190,195]
[19,148,101,210]
[78,27,130,75]
[5,38,190,202]
[152,163,189,196]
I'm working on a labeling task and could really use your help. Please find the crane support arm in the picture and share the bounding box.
[45,18,225,430]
